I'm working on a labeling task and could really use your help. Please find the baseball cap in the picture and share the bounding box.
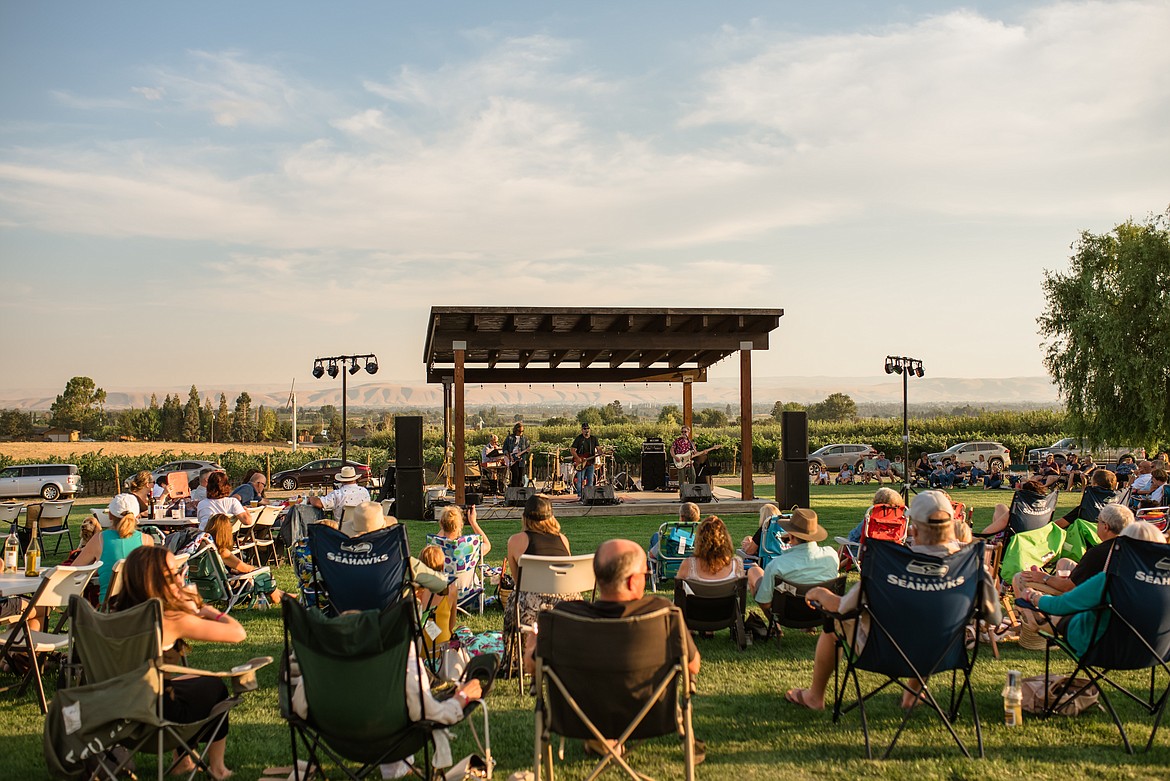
[108,493,140,519]
[909,490,954,525]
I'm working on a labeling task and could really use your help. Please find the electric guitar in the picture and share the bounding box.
[505,445,533,467]
[573,446,613,471]
[673,444,723,470]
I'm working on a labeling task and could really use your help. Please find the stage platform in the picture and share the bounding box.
[441,484,769,521]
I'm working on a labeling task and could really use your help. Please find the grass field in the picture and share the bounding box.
[2,484,1168,780]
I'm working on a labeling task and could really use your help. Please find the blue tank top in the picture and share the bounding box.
[98,529,145,602]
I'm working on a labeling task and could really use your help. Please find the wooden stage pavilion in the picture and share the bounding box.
[423,307,784,513]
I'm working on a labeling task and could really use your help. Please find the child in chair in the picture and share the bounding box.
[205,513,285,605]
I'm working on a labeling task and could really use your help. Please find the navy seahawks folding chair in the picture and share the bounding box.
[1039,536,1170,753]
[831,539,988,759]
[308,522,411,615]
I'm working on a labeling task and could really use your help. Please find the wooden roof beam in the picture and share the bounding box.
[669,350,702,369]
[428,367,708,383]
[640,351,669,368]
[429,330,768,351]
[518,350,535,369]
[487,350,501,369]
[609,349,638,368]
[548,350,568,369]
[580,350,603,369]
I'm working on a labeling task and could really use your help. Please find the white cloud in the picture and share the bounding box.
[131,86,166,101]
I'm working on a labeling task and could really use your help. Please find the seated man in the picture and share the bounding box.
[309,466,371,518]
[746,508,839,619]
[874,453,897,483]
[784,491,965,711]
[524,538,702,758]
[231,469,268,506]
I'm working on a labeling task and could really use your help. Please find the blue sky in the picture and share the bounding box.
[1,1,1167,396]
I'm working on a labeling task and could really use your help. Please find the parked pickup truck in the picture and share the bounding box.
[1026,438,1146,468]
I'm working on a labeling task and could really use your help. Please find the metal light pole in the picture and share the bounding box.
[885,356,924,504]
[312,353,379,465]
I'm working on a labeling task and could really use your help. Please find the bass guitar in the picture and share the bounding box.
[672,444,722,470]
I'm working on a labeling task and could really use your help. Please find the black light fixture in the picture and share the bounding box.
[885,355,925,503]
[311,352,379,464]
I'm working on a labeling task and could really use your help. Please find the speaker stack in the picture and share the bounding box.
[395,416,425,520]
[680,482,714,504]
[505,486,537,507]
[778,411,810,509]
[581,485,619,506]
[640,438,667,491]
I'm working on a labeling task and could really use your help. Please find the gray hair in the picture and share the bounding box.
[1099,504,1134,535]
[872,487,904,507]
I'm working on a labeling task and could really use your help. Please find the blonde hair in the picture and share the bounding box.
[205,513,235,555]
[128,470,153,493]
[113,509,138,539]
[680,502,701,523]
[419,544,445,571]
[872,487,905,508]
[758,503,780,527]
[439,505,464,537]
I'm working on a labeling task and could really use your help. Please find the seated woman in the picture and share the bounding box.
[739,503,780,558]
[72,493,155,605]
[677,516,744,583]
[1020,521,1167,655]
[417,544,457,655]
[204,513,285,605]
[836,464,854,485]
[197,471,253,532]
[844,487,906,544]
[1138,468,1168,508]
[813,465,830,486]
[503,495,576,667]
[1038,455,1063,490]
[983,462,1005,490]
[978,479,1050,536]
[118,545,246,781]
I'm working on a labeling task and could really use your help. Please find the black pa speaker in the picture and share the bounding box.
[395,416,424,469]
[776,459,810,509]
[781,411,809,460]
[581,485,618,505]
[425,498,455,522]
[641,450,667,491]
[505,486,537,507]
[464,492,483,506]
[680,482,714,503]
[395,467,425,520]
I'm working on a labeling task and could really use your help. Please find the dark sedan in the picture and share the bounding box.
[272,459,372,491]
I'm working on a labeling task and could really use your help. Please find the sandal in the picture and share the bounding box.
[784,688,824,711]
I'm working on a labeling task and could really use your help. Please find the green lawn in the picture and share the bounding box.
[3,485,1169,780]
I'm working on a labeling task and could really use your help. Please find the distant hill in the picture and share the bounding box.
[0,376,1060,411]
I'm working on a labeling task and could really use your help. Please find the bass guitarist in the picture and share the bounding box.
[671,425,721,496]
[569,422,600,499]
[502,421,532,488]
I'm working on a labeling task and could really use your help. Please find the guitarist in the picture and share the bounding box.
[569,422,600,499]
[671,425,700,490]
[502,421,531,488]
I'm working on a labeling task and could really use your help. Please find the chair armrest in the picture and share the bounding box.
[229,566,271,582]
[160,656,274,694]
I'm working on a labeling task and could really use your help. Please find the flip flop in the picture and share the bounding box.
[784,688,824,711]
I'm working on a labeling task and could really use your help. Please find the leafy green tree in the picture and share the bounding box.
[696,408,729,427]
[807,392,858,422]
[230,392,253,442]
[49,376,106,436]
[657,405,681,425]
[215,394,232,442]
[1039,211,1170,446]
[257,405,277,441]
[201,397,214,440]
[182,385,202,442]
[120,406,160,440]
[0,409,34,439]
[600,400,628,424]
[160,394,184,440]
[770,400,806,421]
[576,407,602,427]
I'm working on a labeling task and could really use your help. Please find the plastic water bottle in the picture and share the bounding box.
[1003,669,1023,726]
[3,527,19,571]
[179,499,187,518]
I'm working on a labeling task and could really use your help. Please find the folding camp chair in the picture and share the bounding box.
[1038,537,1170,753]
[231,517,258,564]
[44,595,270,781]
[836,504,907,573]
[533,603,696,781]
[673,576,751,650]
[1006,488,1061,534]
[648,520,697,591]
[1071,486,1121,525]
[308,522,411,615]
[767,574,847,650]
[0,562,100,712]
[186,542,272,614]
[101,558,127,612]
[280,597,493,781]
[427,532,486,615]
[830,539,989,759]
[241,505,281,567]
[757,511,792,571]
[1136,506,1170,535]
[999,522,1067,584]
[36,499,75,555]
[508,554,596,694]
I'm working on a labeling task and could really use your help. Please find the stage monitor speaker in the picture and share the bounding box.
[395,416,424,469]
[776,459,810,509]
[425,498,455,522]
[395,467,425,520]
[464,492,483,506]
[505,486,537,507]
[680,482,714,504]
[641,451,667,491]
[781,411,809,461]
[582,485,618,506]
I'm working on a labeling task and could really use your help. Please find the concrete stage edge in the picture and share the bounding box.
[438,484,770,521]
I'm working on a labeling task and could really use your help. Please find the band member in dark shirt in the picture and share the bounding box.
[570,423,600,499]
[502,422,531,488]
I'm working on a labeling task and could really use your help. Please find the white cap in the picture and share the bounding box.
[108,493,139,519]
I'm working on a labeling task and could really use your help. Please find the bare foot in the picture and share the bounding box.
[209,767,233,781]
[785,688,824,711]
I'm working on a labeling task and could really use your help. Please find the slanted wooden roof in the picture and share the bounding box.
[424,307,784,384]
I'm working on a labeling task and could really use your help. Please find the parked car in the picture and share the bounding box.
[1026,438,1146,469]
[272,459,372,491]
[807,443,877,476]
[149,460,225,486]
[927,441,1011,470]
[0,463,83,500]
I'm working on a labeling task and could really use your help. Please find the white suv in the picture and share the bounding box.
[0,463,83,500]
[927,442,1011,470]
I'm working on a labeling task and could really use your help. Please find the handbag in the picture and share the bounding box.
[438,645,471,683]
[1020,674,1100,716]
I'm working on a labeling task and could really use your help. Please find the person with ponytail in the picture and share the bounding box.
[73,493,154,604]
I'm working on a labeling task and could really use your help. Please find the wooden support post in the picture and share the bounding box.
[454,342,466,504]
[682,377,693,432]
[442,377,453,490]
[739,342,754,501]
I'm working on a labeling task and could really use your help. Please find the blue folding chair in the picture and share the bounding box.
[1006,488,1060,534]
[757,513,791,572]
[831,539,988,759]
[1039,536,1170,753]
[648,521,698,591]
[308,522,411,615]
